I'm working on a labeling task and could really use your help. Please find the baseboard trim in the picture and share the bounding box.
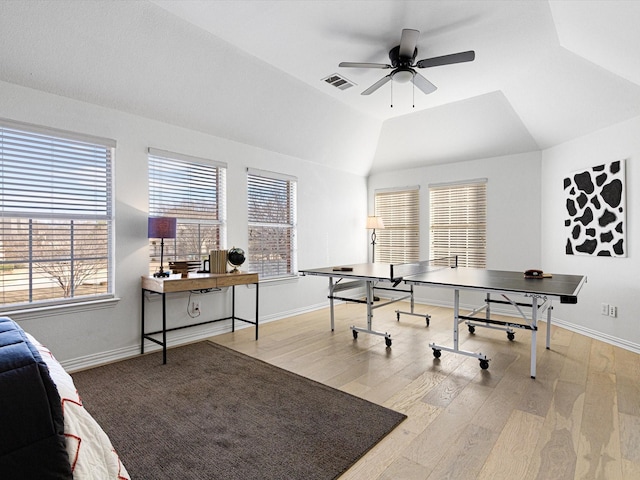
[62,299,639,372]
[550,317,640,354]
[62,302,329,372]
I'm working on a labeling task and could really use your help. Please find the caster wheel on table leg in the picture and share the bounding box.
[385,337,392,347]
[352,330,358,339]
[432,349,442,359]
[479,359,489,370]
[468,325,475,334]
[507,332,515,341]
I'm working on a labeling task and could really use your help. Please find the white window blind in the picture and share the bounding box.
[148,149,226,271]
[374,187,420,263]
[247,169,297,279]
[0,120,114,309]
[429,180,486,268]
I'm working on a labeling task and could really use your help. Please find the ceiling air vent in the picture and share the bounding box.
[322,73,355,90]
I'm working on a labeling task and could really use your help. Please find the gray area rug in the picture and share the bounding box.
[71,341,406,480]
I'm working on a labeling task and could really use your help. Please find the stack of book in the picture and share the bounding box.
[169,261,202,278]
[209,249,228,274]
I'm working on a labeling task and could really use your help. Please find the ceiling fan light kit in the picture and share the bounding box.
[391,69,414,84]
[339,28,475,104]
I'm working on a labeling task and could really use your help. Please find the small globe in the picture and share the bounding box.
[228,247,246,272]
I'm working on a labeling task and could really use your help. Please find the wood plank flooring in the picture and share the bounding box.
[211,300,640,479]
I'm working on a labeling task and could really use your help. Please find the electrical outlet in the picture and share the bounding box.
[601,303,609,315]
[192,301,201,314]
[609,305,617,318]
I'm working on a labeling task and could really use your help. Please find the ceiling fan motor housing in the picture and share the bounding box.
[389,45,417,67]
[389,45,417,83]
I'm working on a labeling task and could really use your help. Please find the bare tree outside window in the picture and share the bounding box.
[0,122,113,309]
[148,150,226,274]
[32,221,108,298]
[247,170,297,279]
[0,218,109,305]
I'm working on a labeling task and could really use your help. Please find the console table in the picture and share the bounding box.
[141,272,259,364]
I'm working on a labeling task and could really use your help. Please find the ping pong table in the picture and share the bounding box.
[299,259,586,378]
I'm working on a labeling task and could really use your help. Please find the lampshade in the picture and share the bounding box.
[148,217,177,239]
[366,216,385,230]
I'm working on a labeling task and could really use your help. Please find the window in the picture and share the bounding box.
[429,180,486,268]
[374,187,420,263]
[148,149,226,272]
[0,119,114,309]
[247,169,297,279]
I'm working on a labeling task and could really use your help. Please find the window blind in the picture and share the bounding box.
[247,169,297,278]
[0,120,114,308]
[429,181,486,268]
[148,149,226,269]
[374,187,420,263]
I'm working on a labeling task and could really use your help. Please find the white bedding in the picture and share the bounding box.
[27,334,130,480]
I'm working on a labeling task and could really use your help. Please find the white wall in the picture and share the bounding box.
[1,80,368,368]
[367,151,542,307]
[541,116,639,352]
[3,82,637,368]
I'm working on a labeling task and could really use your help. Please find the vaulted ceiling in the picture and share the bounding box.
[1,1,640,176]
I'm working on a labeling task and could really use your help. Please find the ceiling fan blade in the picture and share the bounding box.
[415,50,475,68]
[399,29,420,57]
[412,72,437,95]
[361,75,392,95]
[339,62,391,69]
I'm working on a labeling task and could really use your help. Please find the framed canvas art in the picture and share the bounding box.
[564,159,626,257]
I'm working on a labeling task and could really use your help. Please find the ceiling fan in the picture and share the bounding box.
[339,28,475,96]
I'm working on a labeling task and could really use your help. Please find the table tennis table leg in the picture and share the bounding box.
[395,284,431,325]
[453,289,460,351]
[410,284,414,313]
[429,288,490,369]
[366,280,373,330]
[329,277,335,332]
[530,296,538,379]
[349,279,393,347]
[546,302,552,349]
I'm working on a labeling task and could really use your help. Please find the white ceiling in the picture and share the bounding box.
[151,0,640,170]
[153,0,556,120]
[1,1,640,175]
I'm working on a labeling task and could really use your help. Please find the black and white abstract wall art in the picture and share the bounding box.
[564,159,626,257]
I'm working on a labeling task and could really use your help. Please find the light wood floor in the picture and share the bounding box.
[211,300,640,480]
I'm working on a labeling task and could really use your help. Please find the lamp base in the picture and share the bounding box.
[153,271,170,278]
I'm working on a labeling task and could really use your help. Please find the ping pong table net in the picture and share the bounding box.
[389,255,458,281]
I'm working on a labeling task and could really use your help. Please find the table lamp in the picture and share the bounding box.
[366,216,385,263]
[148,217,177,278]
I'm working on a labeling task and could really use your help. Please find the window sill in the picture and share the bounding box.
[0,296,121,321]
